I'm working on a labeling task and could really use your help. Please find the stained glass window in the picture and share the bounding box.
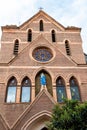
[21,77,31,102]
[6,77,17,103]
[33,47,53,62]
[56,77,67,103]
[70,77,81,101]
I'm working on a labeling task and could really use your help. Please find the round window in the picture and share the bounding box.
[32,47,53,62]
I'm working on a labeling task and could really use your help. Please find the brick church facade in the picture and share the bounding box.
[0,10,87,130]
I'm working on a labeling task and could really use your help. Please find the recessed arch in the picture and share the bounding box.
[55,74,66,84]
[5,73,19,86]
[20,76,31,102]
[69,76,81,101]
[35,69,53,96]
[22,111,51,130]
[20,74,32,85]
[5,76,17,103]
[56,76,67,102]
[67,74,81,85]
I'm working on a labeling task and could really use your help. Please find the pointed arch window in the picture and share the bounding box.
[28,29,32,42]
[56,77,67,102]
[65,40,71,56]
[51,30,56,42]
[6,77,17,103]
[70,77,81,101]
[14,39,19,55]
[21,77,31,102]
[40,20,44,31]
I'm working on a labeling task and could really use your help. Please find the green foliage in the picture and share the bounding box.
[48,99,87,130]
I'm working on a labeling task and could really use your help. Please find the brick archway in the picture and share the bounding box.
[22,112,51,130]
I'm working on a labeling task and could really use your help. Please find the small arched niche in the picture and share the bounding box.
[35,70,53,96]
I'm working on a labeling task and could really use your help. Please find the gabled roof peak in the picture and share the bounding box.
[1,10,81,32]
[19,10,65,31]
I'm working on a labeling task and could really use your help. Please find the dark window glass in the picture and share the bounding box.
[21,77,31,102]
[56,77,67,102]
[41,127,48,130]
[70,77,81,101]
[28,29,32,42]
[65,40,71,56]
[14,39,19,55]
[40,20,44,31]
[6,77,17,103]
[52,30,56,42]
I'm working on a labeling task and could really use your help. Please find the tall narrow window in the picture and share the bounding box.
[70,77,81,101]
[28,29,32,42]
[14,39,19,55]
[56,77,67,102]
[6,77,17,103]
[40,20,44,31]
[65,40,71,56]
[51,30,56,42]
[21,77,31,102]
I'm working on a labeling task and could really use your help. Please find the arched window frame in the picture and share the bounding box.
[40,20,44,31]
[28,29,32,42]
[65,40,71,56]
[14,39,19,55]
[6,77,17,103]
[51,30,56,42]
[20,77,31,102]
[69,77,81,101]
[56,77,67,102]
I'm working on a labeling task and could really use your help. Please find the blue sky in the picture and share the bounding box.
[0,0,87,53]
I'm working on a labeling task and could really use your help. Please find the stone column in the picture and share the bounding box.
[31,83,35,102]
[53,84,57,102]
[16,83,21,103]
[66,83,71,100]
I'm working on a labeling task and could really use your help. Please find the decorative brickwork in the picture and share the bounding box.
[0,10,87,130]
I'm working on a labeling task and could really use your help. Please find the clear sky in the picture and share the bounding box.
[0,0,87,53]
